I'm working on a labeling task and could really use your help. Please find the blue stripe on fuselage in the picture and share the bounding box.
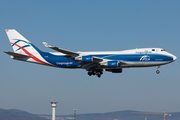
[39,52,173,68]
[39,52,80,68]
[103,54,173,62]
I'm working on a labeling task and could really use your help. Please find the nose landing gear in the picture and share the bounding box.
[156,66,160,74]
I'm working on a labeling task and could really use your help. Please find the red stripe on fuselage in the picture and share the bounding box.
[11,42,54,66]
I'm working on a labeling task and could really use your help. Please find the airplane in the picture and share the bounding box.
[4,29,177,78]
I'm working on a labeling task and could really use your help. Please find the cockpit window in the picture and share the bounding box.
[161,49,165,51]
[152,49,155,51]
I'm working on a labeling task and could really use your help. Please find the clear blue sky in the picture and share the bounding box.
[0,0,180,115]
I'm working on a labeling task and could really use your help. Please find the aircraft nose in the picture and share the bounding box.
[173,55,177,61]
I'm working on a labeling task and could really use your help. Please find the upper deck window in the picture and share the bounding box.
[161,49,165,51]
[152,49,155,51]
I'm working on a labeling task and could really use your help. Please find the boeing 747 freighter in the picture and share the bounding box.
[4,29,177,77]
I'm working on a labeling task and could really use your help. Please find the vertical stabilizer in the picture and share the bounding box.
[5,29,41,54]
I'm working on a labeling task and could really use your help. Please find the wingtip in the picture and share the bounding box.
[43,42,52,47]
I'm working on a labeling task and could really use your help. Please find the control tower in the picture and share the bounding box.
[50,102,58,120]
[73,109,77,120]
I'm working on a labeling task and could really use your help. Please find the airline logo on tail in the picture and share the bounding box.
[11,39,31,52]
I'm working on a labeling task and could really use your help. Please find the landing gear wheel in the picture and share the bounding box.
[156,70,160,74]
[97,74,101,78]
[87,69,103,77]
[96,72,101,78]
[88,71,92,76]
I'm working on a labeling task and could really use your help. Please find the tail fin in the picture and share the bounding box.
[5,29,41,55]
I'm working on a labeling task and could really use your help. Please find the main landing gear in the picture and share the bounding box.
[156,66,160,74]
[88,69,103,78]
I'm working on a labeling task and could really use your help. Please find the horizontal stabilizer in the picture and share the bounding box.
[4,51,32,58]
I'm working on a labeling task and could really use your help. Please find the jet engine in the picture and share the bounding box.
[107,61,119,68]
[75,56,93,62]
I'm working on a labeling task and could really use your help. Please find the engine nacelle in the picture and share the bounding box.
[106,68,122,73]
[75,56,93,62]
[82,56,93,62]
[107,61,119,68]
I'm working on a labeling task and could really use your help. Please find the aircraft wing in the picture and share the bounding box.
[43,42,127,70]
[43,42,79,56]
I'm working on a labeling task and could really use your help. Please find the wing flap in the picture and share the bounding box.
[79,62,98,71]
[118,61,127,65]
[93,56,103,62]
